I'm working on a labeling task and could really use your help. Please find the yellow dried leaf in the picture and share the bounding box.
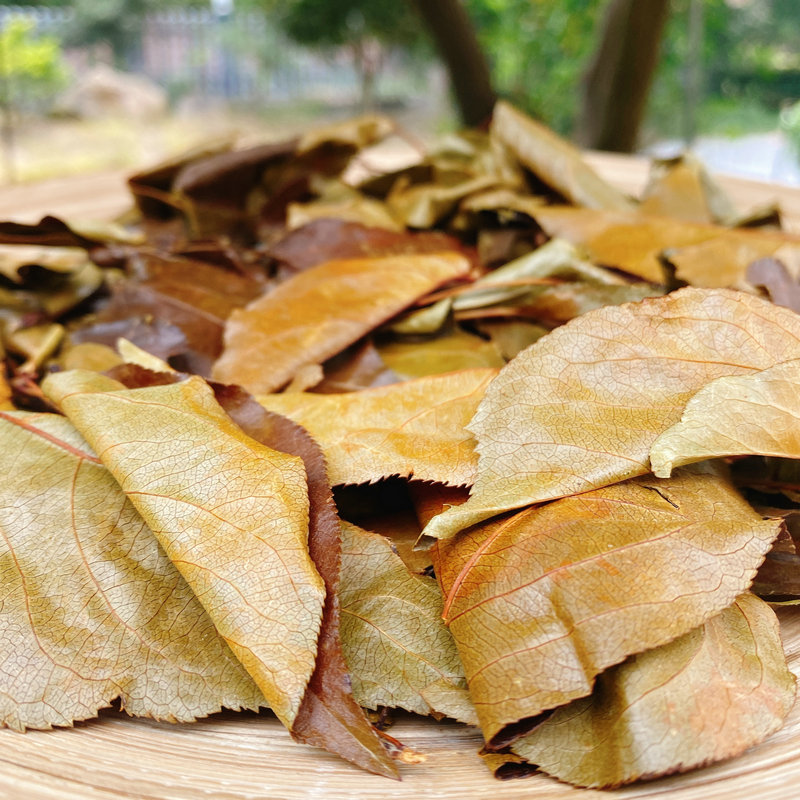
[434,469,780,745]
[340,522,476,725]
[533,205,800,285]
[651,359,800,477]
[378,329,504,379]
[258,368,497,487]
[424,288,800,541]
[513,594,795,788]
[0,410,264,730]
[213,253,471,395]
[43,370,325,729]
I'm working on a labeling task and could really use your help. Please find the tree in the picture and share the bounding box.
[463,0,602,135]
[577,0,671,152]
[275,0,423,110]
[409,0,495,127]
[0,17,68,181]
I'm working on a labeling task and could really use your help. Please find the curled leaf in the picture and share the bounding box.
[258,368,497,487]
[513,594,795,788]
[434,469,780,745]
[651,359,800,477]
[214,385,397,778]
[490,101,634,211]
[43,370,325,730]
[213,253,471,395]
[424,288,800,541]
[0,410,264,730]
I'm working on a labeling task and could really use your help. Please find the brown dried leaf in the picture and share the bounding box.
[433,469,780,746]
[339,522,477,725]
[43,370,325,730]
[266,218,471,274]
[651,359,800,477]
[423,288,800,540]
[214,385,397,778]
[0,409,264,730]
[173,138,299,237]
[513,594,795,788]
[752,528,800,600]
[748,256,800,314]
[533,205,800,285]
[316,339,399,393]
[490,101,634,211]
[213,253,471,395]
[258,368,497,487]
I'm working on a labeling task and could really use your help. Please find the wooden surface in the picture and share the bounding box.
[1,153,800,800]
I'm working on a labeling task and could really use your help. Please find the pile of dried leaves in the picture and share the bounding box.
[2,100,800,789]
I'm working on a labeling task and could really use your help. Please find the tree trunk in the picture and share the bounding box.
[410,0,496,128]
[577,0,671,152]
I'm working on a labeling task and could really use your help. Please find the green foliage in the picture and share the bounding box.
[0,17,69,108]
[276,0,420,49]
[63,0,149,61]
[781,100,800,155]
[464,0,602,135]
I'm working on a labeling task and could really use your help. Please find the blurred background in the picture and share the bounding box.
[0,0,797,186]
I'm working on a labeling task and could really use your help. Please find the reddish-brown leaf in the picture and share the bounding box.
[213,384,398,778]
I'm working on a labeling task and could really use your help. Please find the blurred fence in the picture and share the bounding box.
[0,4,429,109]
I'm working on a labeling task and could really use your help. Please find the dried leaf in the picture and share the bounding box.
[6,323,64,373]
[387,174,500,228]
[351,507,433,575]
[173,138,299,237]
[433,469,780,745]
[533,205,800,285]
[377,329,504,379]
[516,281,663,327]
[267,218,471,274]
[258,368,497,487]
[127,135,235,219]
[213,253,471,395]
[651,359,800,477]
[474,319,548,360]
[339,522,476,725]
[316,339,399,393]
[214,385,397,778]
[58,341,123,373]
[68,314,188,366]
[0,370,12,410]
[0,409,264,730]
[0,215,119,251]
[513,594,795,788]
[639,154,735,224]
[752,530,800,600]
[423,288,800,541]
[451,238,623,312]
[490,101,634,211]
[747,256,800,313]
[287,197,402,233]
[42,370,325,730]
